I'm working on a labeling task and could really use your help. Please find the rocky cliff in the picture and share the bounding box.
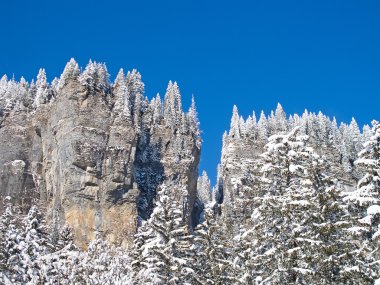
[0,59,201,248]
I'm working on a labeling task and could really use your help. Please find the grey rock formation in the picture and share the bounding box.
[0,60,201,248]
[0,110,37,213]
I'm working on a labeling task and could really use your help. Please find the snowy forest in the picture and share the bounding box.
[0,59,379,284]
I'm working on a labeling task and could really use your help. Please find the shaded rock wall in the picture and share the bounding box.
[0,66,200,248]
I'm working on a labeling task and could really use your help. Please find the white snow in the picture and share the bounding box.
[367,205,380,215]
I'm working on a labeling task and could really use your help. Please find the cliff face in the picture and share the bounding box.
[0,111,37,212]
[0,60,201,248]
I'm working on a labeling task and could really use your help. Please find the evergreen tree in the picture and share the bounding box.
[197,170,212,206]
[257,110,268,142]
[229,105,240,139]
[33,68,49,108]
[193,208,237,284]
[83,234,132,285]
[126,69,145,129]
[274,103,287,134]
[21,205,52,284]
[241,128,309,283]
[163,81,183,131]
[152,93,163,124]
[57,58,80,90]
[0,198,23,283]
[244,127,355,284]
[188,95,201,142]
[113,68,132,121]
[132,185,195,285]
[342,120,380,283]
[346,120,380,208]
[239,116,246,137]
[79,60,110,94]
[245,115,254,138]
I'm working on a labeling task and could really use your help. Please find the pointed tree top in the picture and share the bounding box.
[189,95,197,113]
[116,68,125,81]
[1,74,8,83]
[275,102,285,115]
[58,58,80,90]
[349,117,360,131]
[114,68,126,88]
[36,68,47,88]
[126,69,143,85]
[65,58,79,71]
[232,104,239,114]
[252,110,257,122]
[37,68,46,79]
[229,105,240,138]
[166,80,180,95]
[259,110,266,120]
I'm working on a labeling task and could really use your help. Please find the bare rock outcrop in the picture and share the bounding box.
[0,60,201,248]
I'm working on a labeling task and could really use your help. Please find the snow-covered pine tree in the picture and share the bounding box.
[0,75,8,113]
[239,116,246,137]
[0,74,7,94]
[213,164,224,205]
[50,77,59,99]
[197,171,212,206]
[257,110,268,143]
[193,207,237,284]
[82,233,132,285]
[57,58,80,90]
[342,120,380,283]
[188,95,201,143]
[246,127,322,284]
[229,105,240,139]
[113,68,132,121]
[132,184,195,285]
[245,115,254,138]
[363,124,372,142]
[251,111,258,139]
[33,68,49,108]
[35,225,83,285]
[0,197,23,283]
[20,205,52,284]
[328,117,343,164]
[348,117,363,179]
[113,68,126,113]
[163,81,183,131]
[2,77,19,111]
[339,123,353,173]
[345,120,380,210]
[133,90,143,131]
[267,110,276,136]
[79,60,110,94]
[229,168,265,284]
[315,111,328,148]
[274,103,287,134]
[152,93,163,124]
[125,69,145,129]
[286,143,368,284]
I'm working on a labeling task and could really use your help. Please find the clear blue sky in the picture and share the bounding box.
[1,0,379,184]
